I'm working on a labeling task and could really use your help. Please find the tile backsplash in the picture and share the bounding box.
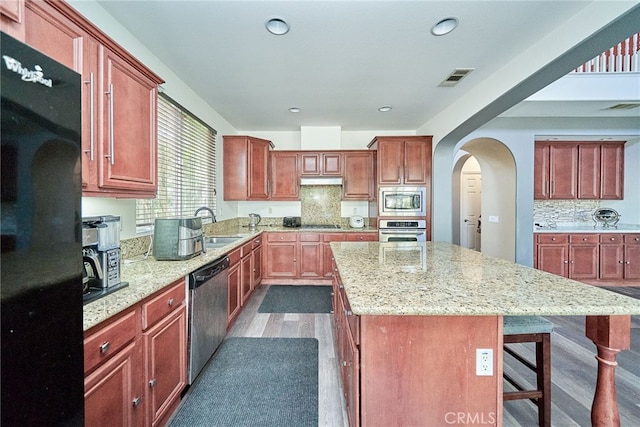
[533,200,601,225]
[300,185,342,224]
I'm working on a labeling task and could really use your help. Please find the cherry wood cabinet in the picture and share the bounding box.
[323,233,346,277]
[535,232,639,283]
[23,0,163,198]
[534,141,624,200]
[84,279,187,426]
[0,0,25,40]
[263,233,298,278]
[342,151,375,200]
[239,236,263,303]
[142,286,187,427]
[223,135,274,200]
[271,151,300,200]
[299,233,323,279]
[535,233,598,279]
[227,247,242,327]
[599,234,640,281]
[300,152,342,176]
[367,136,432,186]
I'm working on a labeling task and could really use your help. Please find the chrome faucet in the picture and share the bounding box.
[194,206,216,223]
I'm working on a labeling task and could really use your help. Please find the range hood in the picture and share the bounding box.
[300,177,343,186]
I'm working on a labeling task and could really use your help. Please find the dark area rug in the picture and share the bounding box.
[258,285,332,313]
[601,286,640,300]
[170,337,318,427]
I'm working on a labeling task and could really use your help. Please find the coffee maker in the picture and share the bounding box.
[82,215,122,290]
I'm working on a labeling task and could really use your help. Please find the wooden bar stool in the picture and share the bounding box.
[503,316,553,427]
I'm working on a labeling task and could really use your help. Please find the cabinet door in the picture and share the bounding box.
[228,263,241,324]
[577,144,600,199]
[377,140,404,185]
[252,245,262,290]
[403,139,429,185]
[144,306,187,427]
[299,242,322,278]
[343,320,360,427]
[85,340,144,427]
[343,152,374,200]
[599,234,624,280]
[241,253,253,303]
[271,152,299,200]
[264,242,297,278]
[624,234,640,280]
[600,143,624,199]
[549,144,578,199]
[1,0,24,40]
[537,243,568,277]
[534,143,550,199]
[101,48,158,195]
[300,153,320,175]
[322,153,342,175]
[568,234,598,280]
[248,138,271,199]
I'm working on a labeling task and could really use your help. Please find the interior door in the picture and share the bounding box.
[461,171,482,250]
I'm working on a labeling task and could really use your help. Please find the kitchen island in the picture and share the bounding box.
[329,241,640,426]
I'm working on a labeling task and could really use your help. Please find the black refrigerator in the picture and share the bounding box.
[1,32,84,425]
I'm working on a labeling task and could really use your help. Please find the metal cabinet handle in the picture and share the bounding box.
[619,260,624,264]
[342,361,347,367]
[625,261,630,265]
[551,237,556,241]
[563,261,569,264]
[132,397,141,408]
[100,342,110,354]
[167,298,174,307]
[149,378,157,388]
[293,258,297,262]
[610,237,616,241]
[83,72,95,160]
[106,83,115,165]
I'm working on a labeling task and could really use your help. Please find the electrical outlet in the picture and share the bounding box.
[488,216,499,223]
[476,349,493,376]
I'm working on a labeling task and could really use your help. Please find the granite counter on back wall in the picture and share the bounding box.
[330,241,640,316]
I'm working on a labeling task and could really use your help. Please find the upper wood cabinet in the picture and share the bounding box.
[534,141,624,200]
[22,0,164,198]
[368,136,432,186]
[300,152,342,176]
[271,151,300,200]
[0,0,25,40]
[342,151,374,200]
[223,135,274,200]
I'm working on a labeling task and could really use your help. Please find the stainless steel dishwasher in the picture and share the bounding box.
[187,255,229,384]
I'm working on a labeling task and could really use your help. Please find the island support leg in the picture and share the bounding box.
[585,315,631,427]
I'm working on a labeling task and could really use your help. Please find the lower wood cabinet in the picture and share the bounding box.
[534,232,640,283]
[84,279,187,426]
[264,232,377,282]
[227,247,242,327]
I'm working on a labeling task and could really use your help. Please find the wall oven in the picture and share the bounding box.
[378,219,427,242]
[378,186,426,217]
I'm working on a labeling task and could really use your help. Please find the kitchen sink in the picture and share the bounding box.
[204,236,244,248]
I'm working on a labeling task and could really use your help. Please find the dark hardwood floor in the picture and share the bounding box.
[227,285,640,426]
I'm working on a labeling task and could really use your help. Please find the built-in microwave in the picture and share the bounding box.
[378,186,427,217]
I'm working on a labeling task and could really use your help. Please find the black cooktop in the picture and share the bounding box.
[300,224,341,229]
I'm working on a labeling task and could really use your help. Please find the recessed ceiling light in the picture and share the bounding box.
[431,17,458,36]
[266,18,290,35]
[289,107,301,113]
[378,106,392,112]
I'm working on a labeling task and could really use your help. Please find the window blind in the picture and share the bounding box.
[136,94,217,227]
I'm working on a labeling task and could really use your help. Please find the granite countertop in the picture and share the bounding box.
[534,223,640,233]
[329,241,640,317]
[83,226,378,331]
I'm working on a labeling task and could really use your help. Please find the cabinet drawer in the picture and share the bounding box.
[323,233,345,242]
[600,234,623,243]
[536,234,568,244]
[569,234,598,244]
[267,233,297,242]
[241,242,253,257]
[142,280,185,330]
[228,247,241,266]
[625,234,640,245]
[84,308,137,374]
[300,233,321,242]
[252,236,262,249]
[345,233,378,242]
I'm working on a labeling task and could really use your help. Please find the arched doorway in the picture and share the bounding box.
[453,138,517,261]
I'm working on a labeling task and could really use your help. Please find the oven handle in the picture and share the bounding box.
[380,231,426,235]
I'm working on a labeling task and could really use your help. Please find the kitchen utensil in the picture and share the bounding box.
[248,213,261,228]
[592,207,620,228]
[350,215,365,228]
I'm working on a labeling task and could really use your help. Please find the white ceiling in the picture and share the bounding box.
[96,0,639,132]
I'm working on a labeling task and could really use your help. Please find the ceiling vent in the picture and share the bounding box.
[438,68,474,87]
[603,102,640,110]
